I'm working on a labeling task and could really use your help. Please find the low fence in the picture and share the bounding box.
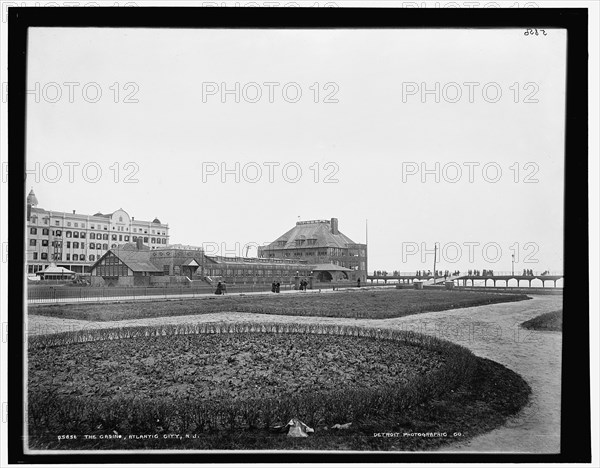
[27,281,392,304]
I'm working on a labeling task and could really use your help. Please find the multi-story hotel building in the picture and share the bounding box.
[26,189,170,274]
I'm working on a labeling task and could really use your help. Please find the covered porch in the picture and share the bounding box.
[35,263,76,281]
[310,263,355,282]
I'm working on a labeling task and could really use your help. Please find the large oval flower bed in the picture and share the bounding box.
[30,333,446,401]
[28,322,531,451]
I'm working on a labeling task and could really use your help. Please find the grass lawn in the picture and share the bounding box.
[521,310,562,332]
[29,289,531,322]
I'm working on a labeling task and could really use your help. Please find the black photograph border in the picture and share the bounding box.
[7,6,590,465]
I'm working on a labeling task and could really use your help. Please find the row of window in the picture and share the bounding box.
[30,228,87,238]
[94,265,129,277]
[205,268,312,277]
[265,248,362,258]
[112,226,166,235]
[276,239,319,247]
[95,255,128,277]
[29,239,98,249]
[29,238,167,250]
[29,228,168,243]
[33,218,85,228]
[268,250,330,258]
[29,218,62,226]
[30,217,167,234]
[31,252,96,261]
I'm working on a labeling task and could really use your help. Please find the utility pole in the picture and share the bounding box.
[365,218,368,278]
[512,253,515,276]
[433,243,438,283]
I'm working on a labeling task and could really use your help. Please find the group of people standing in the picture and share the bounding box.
[467,269,494,277]
[299,279,309,291]
[214,281,227,295]
[271,281,281,293]
[415,270,457,278]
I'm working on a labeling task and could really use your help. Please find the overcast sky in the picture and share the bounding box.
[25,27,566,273]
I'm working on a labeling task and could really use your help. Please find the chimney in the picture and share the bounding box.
[331,218,339,235]
[136,237,144,250]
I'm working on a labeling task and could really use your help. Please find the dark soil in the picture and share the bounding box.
[29,333,445,401]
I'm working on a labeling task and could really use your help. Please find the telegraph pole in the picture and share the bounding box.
[365,218,368,278]
[433,243,438,283]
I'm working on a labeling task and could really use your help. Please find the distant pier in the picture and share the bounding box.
[367,273,564,288]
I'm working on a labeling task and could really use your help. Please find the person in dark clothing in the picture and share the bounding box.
[276,282,281,293]
[357,278,361,288]
[215,282,223,295]
[271,281,277,293]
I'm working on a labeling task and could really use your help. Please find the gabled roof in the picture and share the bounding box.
[36,264,75,276]
[262,219,356,250]
[181,258,200,267]
[117,250,161,272]
[90,249,160,273]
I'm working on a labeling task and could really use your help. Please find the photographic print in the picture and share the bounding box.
[5,6,591,465]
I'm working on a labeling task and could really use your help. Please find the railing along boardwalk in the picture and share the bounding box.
[368,273,563,288]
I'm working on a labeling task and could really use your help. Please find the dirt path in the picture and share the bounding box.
[27,294,562,453]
